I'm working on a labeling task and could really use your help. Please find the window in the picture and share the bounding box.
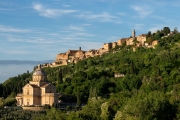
[27,90,29,95]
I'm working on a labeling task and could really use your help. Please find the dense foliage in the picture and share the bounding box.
[1,27,180,119]
[0,107,45,120]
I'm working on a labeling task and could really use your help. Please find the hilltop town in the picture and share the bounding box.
[1,27,180,119]
[43,29,174,67]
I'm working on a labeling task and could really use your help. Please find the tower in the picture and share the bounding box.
[132,29,136,38]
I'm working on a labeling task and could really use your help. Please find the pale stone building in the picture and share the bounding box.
[152,40,158,47]
[16,64,58,106]
[103,43,112,51]
[85,49,96,58]
[54,47,87,65]
[126,38,134,46]
[112,42,117,48]
[137,34,147,45]
[114,73,125,78]
[117,38,126,46]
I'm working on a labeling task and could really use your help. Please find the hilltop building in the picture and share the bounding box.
[53,47,87,65]
[16,64,58,107]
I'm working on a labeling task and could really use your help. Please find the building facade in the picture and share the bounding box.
[16,64,58,106]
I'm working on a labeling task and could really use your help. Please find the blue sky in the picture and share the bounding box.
[0,0,180,60]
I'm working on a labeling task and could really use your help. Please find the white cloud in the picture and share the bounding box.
[0,8,12,10]
[131,5,152,18]
[148,25,165,33]
[0,25,31,33]
[108,36,119,42]
[82,24,92,26]
[7,36,54,44]
[62,4,71,7]
[117,12,126,16]
[3,50,31,54]
[32,3,77,18]
[73,32,94,37]
[77,12,122,23]
[0,1,13,7]
[67,25,85,31]
[63,25,95,37]
[133,24,144,30]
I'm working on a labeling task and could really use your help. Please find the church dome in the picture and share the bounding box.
[32,64,47,82]
[33,64,46,76]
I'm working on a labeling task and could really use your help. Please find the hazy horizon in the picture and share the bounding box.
[0,64,34,83]
[0,60,53,83]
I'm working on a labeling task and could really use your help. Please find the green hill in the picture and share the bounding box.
[1,28,180,119]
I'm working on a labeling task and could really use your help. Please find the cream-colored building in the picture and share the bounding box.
[16,64,58,106]
[126,38,134,46]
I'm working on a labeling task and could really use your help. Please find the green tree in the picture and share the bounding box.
[174,27,178,34]
[163,27,170,35]
[57,68,63,84]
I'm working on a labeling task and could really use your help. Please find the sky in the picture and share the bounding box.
[0,0,180,61]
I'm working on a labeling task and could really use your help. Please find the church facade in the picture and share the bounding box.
[16,64,58,106]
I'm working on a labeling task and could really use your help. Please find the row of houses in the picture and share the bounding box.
[44,30,158,67]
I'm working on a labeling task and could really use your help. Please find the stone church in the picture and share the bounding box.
[16,64,58,106]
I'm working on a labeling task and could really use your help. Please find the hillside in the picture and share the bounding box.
[1,28,180,119]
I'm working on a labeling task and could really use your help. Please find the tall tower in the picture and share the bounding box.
[132,29,136,38]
